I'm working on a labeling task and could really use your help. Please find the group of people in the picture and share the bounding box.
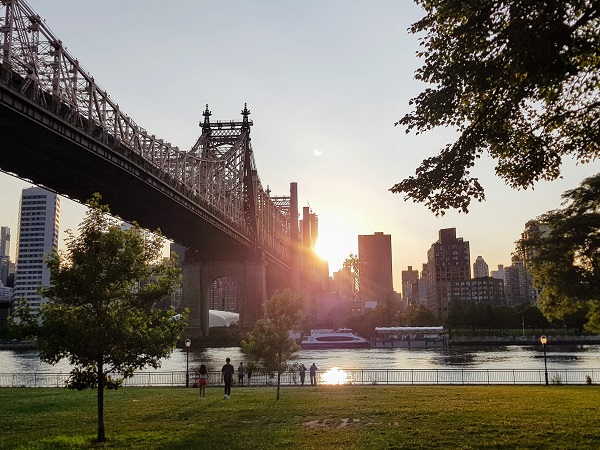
[197,360,319,399]
[298,363,319,386]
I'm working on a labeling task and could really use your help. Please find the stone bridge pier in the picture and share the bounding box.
[181,251,292,338]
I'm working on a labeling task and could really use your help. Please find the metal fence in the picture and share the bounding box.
[1,368,598,388]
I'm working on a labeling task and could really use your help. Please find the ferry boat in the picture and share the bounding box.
[373,326,448,348]
[300,328,371,349]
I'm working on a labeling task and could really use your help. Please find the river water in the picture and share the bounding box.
[2,344,600,374]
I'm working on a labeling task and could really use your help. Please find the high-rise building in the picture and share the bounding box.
[0,226,10,257]
[358,232,394,305]
[332,266,354,302]
[491,264,505,280]
[519,220,552,302]
[520,220,552,264]
[504,258,536,306]
[0,226,10,287]
[473,256,489,278]
[401,265,419,306]
[416,263,429,306]
[298,206,329,292]
[448,277,505,306]
[12,187,60,315]
[424,228,470,319]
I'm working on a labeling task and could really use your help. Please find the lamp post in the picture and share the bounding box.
[185,339,191,388]
[540,335,548,385]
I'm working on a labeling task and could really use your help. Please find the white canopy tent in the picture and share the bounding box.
[209,310,239,328]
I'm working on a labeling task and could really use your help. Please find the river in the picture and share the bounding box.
[2,344,600,374]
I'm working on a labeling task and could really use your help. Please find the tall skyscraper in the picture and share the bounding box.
[0,226,10,287]
[513,220,551,305]
[358,232,394,305]
[473,256,489,278]
[423,228,470,319]
[0,226,10,257]
[504,258,535,306]
[12,187,60,315]
[401,265,419,306]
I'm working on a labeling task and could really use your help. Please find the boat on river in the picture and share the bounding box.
[300,328,371,349]
[373,326,448,348]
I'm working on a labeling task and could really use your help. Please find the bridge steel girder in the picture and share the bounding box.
[0,85,254,258]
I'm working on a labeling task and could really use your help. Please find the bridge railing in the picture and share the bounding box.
[1,368,597,387]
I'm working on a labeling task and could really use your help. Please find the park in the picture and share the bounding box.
[1,384,599,449]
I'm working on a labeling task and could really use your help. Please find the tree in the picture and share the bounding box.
[11,194,188,443]
[241,289,304,400]
[405,304,438,327]
[518,173,600,333]
[343,302,396,338]
[391,1,599,215]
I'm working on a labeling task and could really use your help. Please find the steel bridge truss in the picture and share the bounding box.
[0,0,290,264]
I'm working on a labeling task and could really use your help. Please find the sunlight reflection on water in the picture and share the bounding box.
[321,367,350,385]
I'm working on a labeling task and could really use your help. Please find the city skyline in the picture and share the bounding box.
[1,1,599,291]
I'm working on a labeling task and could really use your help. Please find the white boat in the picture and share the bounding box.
[300,328,371,349]
[373,326,448,348]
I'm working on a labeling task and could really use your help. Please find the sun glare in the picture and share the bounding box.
[321,367,350,385]
[314,222,357,273]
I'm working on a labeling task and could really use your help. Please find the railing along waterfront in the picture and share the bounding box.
[1,368,598,388]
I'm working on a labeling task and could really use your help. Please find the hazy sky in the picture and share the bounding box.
[1,1,598,290]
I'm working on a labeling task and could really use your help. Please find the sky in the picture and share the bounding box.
[1,0,598,291]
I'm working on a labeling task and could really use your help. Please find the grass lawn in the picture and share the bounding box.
[1,385,599,449]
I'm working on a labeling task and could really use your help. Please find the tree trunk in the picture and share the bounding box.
[276,371,281,400]
[276,352,281,400]
[97,358,105,443]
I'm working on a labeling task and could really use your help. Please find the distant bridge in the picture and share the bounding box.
[0,0,305,334]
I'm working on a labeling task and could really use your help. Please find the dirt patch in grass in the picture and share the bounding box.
[303,418,361,429]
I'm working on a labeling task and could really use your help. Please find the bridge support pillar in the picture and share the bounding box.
[181,256,268,338]
[239,261,267,328]
[181,263,210,338]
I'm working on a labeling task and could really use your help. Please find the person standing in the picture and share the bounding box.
[221,357,235,399]
[299,364,307,386]
[198,364,208,399]
[247,364,253,386]
[309,363,318,386]
[238,362,246,386]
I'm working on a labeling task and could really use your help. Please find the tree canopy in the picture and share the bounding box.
[518,173,600,333]
[392,0,599,214]
[11,194,188,442]
[241,289,304,400]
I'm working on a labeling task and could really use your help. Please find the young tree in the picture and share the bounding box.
[392,0,599,215]
[241,289,304,400]
[11,194,188,443]
[518,173,600,333]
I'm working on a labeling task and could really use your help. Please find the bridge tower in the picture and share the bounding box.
[181,105,294,337]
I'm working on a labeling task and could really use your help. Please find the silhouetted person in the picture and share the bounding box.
[299,364,307,385]
[238,362,246,385]
[221,357,235,399]
[198,364,208,399]
[309,363,318,386]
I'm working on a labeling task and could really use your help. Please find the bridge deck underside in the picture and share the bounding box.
[0,89,253,261]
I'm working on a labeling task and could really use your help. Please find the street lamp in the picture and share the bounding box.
[540,335,548,386]
[185,339,191,388]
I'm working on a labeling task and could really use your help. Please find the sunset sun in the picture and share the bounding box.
[313,216,357,273]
